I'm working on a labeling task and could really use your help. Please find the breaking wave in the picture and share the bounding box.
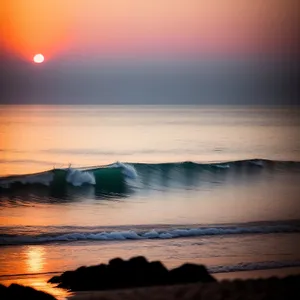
[0,159,299,191]
[1,222,299,246]
[0,162,137,195]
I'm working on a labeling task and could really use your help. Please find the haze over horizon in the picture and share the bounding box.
[1,0,299,104]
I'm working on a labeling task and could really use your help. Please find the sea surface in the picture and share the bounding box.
[0,105,300,299]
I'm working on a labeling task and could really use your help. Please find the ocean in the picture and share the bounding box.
[0,105,300,299]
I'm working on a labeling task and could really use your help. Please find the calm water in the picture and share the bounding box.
[0,105,300,299]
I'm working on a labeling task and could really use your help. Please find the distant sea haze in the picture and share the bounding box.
[0,57,297,104]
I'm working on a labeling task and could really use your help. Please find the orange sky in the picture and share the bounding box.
[1,0,298,60]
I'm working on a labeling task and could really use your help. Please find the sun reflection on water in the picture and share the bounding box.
[16,246,71,299]
[25,246,45,273]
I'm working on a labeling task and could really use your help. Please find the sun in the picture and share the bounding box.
[33,54,45,63]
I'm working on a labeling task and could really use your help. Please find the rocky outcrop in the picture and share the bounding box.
[48,256,216,291]
[0,283,57,300]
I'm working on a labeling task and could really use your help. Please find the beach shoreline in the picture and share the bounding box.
[1,266,300,300]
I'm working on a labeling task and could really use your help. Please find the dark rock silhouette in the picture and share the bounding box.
[48,256,215,291]
[66,275,300,300]
[169,263,215,284]
[0,283,57,300]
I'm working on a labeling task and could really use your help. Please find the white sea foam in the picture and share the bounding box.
[1,224,298,245]
[111,162,138,179]
[158,232,173,239]
[143,230,160,238]
[215,164,230,169]
[66,168,96,186]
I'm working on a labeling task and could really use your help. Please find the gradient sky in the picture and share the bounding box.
[0,0,299,104]
[1,0,299,60]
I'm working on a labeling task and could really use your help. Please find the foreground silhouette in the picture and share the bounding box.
[1,257,300,300]
[48,256,216,291]
[0,283,56,300]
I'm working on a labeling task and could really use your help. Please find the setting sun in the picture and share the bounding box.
[33,53,44,63]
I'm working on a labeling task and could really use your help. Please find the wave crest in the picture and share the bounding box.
[66,169,96,186]
[1,223,299,246]
[0,162,136,189]
[0,159,299,195]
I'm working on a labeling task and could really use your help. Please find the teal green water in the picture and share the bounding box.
[1,105,299,227]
